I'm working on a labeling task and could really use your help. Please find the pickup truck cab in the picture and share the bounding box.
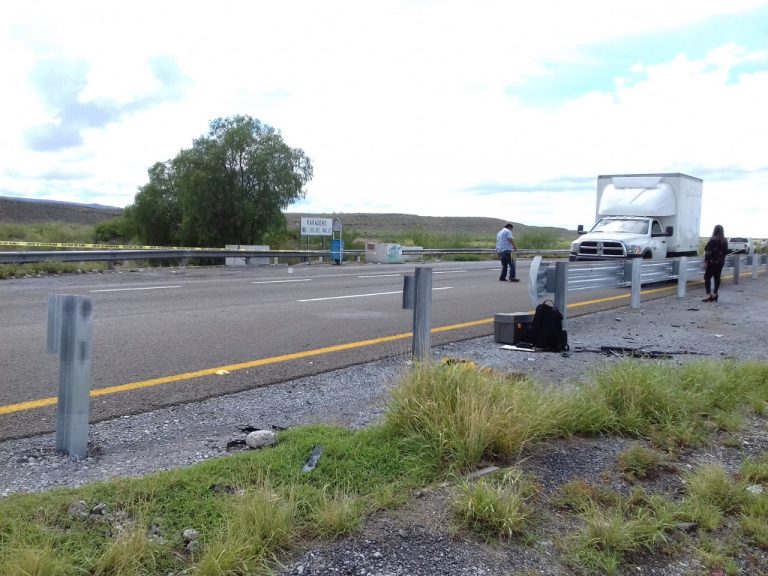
[571,217,672,260]
[727,237,755,254]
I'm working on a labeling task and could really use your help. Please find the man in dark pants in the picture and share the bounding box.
[495,223,519,281]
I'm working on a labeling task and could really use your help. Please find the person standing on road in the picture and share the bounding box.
[496,223,519,282]
[703,224,728,302]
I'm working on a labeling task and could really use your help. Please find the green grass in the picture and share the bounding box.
[0,360,766,574]
[0,222,116,278]
[740,453,768,484]
[0,222,97,244]
[617,445,664,482]
[375,227,494,249]
[516,230,571,250]
[371,227,571,251]
[453,469,537,540]
[0,261,108,279]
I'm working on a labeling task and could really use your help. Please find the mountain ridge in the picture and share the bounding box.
[0,196,573,237]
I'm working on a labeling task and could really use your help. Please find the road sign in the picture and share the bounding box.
[300,217,333,236]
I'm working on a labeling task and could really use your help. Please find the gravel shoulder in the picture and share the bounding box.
[1,276,767,575]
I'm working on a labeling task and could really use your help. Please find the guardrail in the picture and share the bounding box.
[0,248,362,265]
[0,247,571,265]
[529,253,768,327]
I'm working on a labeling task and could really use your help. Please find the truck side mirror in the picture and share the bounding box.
[577,224,585,235]
[665,226,673,237]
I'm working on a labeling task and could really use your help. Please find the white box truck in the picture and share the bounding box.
[570,173,702,261]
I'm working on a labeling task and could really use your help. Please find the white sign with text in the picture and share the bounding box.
[300,217,333,236]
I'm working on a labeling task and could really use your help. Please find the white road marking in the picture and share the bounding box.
[433,270,467,274]
[298,287,453,302]
[357,274,402,278]
[252,278,312,284]
[90,285,182,293]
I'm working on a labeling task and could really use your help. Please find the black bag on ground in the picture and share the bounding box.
[526,300,568,352]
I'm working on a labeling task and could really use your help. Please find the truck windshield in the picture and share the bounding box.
[591,219,649,234]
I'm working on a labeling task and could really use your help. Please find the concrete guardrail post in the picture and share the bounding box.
[752,254,759,280]
[733,255,741,285]
[47,294,93,458]
[412,267,433,361]
[675,257,688,298]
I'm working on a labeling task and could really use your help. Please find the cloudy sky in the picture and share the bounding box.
[1,1,766,236]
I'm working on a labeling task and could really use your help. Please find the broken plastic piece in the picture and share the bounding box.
[302,444,323,472]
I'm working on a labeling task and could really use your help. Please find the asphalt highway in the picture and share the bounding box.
[0,260,643,439]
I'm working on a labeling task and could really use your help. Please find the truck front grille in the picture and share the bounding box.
[578,241,626,257]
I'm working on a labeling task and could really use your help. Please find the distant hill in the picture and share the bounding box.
[285,213,573,239]
[0,196,573,238]
[0,196,123,226]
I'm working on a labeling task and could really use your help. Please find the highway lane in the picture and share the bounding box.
[0,260,645,439]
[0,261,521,436]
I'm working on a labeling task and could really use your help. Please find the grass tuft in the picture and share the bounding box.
[195,486,298,576]
[453,469,535,540]
[617,445,663,481]
[740,454,768,484]
[384,362,610,471]
[685,465,749,514]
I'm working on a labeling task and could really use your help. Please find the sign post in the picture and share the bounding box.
[300,217,334,264]
[331,218,343,264]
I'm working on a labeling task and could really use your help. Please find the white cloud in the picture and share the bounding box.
[1,0,767,236]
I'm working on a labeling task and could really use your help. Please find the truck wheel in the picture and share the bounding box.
[642,251,652,259]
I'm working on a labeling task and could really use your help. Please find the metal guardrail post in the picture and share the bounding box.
[554,261,568,329]
[47,294,93,458]
[629,259,642,309]
[752,254,759,279]
[733,255,741,284]
[676,256,688,298]
[402,274,414,310]
[528,256,542,307]
[412,267,433,361]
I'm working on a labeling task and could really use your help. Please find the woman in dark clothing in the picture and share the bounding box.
[703,224,728,302]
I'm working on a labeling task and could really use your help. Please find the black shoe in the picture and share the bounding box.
[702,295,713,302]
[510,278,520,282]
[713,293,718,302]
[499,278,508,282]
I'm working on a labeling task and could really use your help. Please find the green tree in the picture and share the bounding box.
[93,217,132,244]
[126,115,312,247]
[124,161,181,245]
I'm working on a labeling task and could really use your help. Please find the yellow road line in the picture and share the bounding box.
[0,331,414,416]
[1,273,762,416]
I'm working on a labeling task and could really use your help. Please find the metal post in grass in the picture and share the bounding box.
[676,257,688,298]
[412,267,433,361]
[47,294,93,458]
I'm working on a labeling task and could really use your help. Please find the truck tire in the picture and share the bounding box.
[642,251,652,259]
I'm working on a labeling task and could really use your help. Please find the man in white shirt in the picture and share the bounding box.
[495,223,519,282]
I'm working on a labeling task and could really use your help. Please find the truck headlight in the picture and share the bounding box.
[570,241,579,253]
[625,244,643,255]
